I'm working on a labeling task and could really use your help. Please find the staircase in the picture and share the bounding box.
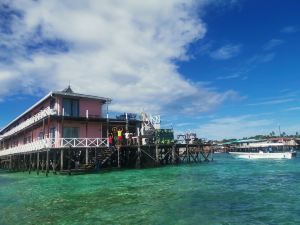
[96,147,117,167]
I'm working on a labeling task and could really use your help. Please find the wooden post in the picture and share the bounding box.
[41,153,45,173]
[155,144,159,165]
[23,154,26,172]
[60,149,64,171]
[37,152,40,175]
[46,149,49,176]
[117,146,120,168]
[136,128,141,168]
[9,155,12,171]
[29,154,32,174]
[68,147,71,175]
[53,150,57,174]
[172,144,176,164]
[186,144,191,163]
[85,148,89,165]
[94,148,97,170]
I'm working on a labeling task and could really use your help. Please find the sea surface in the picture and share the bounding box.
[1,153,300,225]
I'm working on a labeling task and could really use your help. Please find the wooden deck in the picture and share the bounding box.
[0,143,214,175]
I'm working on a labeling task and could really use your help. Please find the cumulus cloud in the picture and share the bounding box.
[209,44,241,60]
[0,0,238,114]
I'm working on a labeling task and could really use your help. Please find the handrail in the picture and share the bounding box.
[59,138,108,148]
[0,139,51,157]
[1,107,57,139]
[0,138,109,156]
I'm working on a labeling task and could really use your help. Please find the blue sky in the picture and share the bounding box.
[0,0,300,140]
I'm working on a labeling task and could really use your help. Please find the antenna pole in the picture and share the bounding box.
[278,125,281,137]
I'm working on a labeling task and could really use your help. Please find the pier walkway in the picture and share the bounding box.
[0,142,213,175]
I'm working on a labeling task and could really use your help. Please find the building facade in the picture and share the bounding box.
[0,87,140,158]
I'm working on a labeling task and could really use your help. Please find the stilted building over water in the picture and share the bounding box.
[0,87,213,175]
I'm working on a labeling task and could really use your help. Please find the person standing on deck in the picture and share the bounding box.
[117,128,123,145]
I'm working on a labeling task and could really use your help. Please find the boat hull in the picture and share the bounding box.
[229,151,297,159]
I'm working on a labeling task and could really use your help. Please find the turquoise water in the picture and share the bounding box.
[1,153,300,225]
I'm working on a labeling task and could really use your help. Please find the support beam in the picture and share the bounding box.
[155,144,159,165]
[53,150,57,174]
[117,146,120,168]
[136,128,141,168]
[29,154,32,174]
[37,152,40,175]
[172,145,176,164]
[68,147,71,175]
[23,154,26,172]
[60,149,64,171]
[46,149,49,176]
[9,155,12,171]
[85,148,89,165]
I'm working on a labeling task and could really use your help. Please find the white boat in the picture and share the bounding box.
[229,150,297,159]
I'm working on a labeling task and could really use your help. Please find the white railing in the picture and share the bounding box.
[1,107,57,139]
[0,138,109,156]
[59,138,108,148]
[0,139,51,157]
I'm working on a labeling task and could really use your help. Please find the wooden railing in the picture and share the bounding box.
[0,138,109,156]
[1,107,57,139]
[58,138,108,148]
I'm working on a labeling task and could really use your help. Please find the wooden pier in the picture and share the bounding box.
[0,143,214,175]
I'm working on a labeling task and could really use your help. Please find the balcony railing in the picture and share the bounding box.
[1,107,57,139]
[0,138,109,157]
[0,139,51,157]
[58,138,108,148]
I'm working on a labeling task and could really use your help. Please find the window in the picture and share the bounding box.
[50,127,56,145]
[63,127,79,138]
[63,98,79,117]
[50,98,56,109]
[39,132,44,140]
[50,127,56,139]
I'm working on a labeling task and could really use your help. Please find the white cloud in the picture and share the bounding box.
[284,107,300,112]
[209,44,241,60]
[247,98,294,106]
[196,115,274,140]
[281,26,298,34]
[0,0,239,115]
[248,52,276,64]
[216,74,240,80]
[263,39,284,51]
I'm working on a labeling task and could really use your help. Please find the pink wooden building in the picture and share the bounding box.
[0,87,140,159]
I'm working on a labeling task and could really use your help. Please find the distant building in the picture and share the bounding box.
[223,137,298,148]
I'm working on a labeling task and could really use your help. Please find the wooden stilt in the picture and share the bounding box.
[155,144,159,165]
[46,149,49,176]
[29,154,32,174]
[68,147,71,175]
[9,155,12,171]
[85,148,89,165]
[37,152,40,175]
[60,149,64,171]
[117,146,120,168]
[53,150,57,174]
[172,144,176,164]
